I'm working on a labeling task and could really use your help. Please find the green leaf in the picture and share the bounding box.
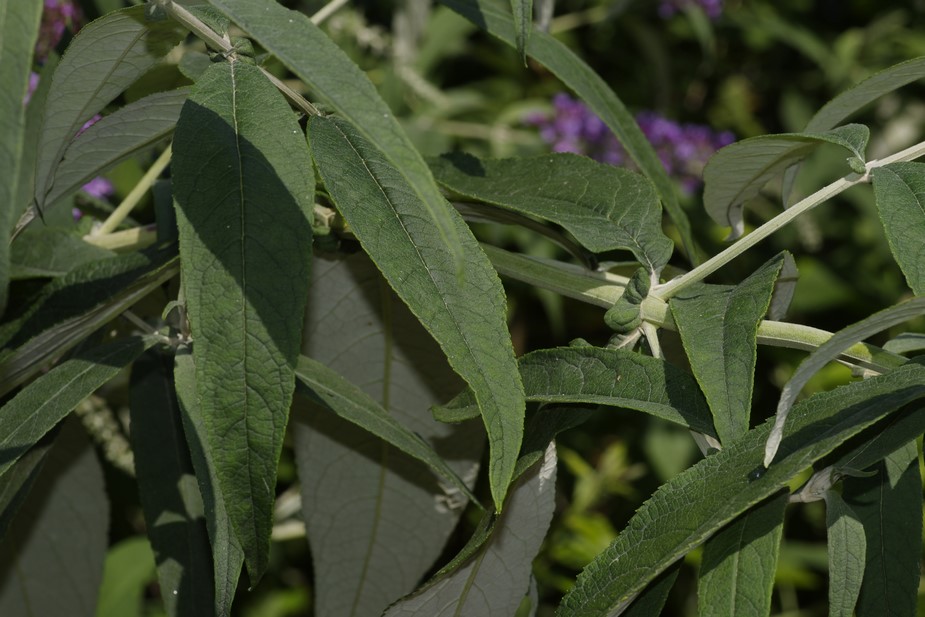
[670,255,785,444]
[765,296,925,467]
[622,564,679,617]
[883,333,925,355]
[130,348,213,616]
[32,6,185,216]
[205,0,465,271]
[871,162,925,295]
[831,400,925,474]
[768,252,798,321]
[436,347,715,438]
[429,152,673,273]
[10,227,115,279]
[438,0,697,263]
[697,493,788,617]
[173,347,243,617]
[703,124,869,238]
[844,441,922,617]
[824,489,865,617]
[95,537,157,617]
[383,443,557,616]
[44,87,189,209]
[0,435,54,542]
[172,60,314,583]
[0,336,149,480]
[0,420,108,617]
[15,54,59,227]
[511,0,531,63]
[0,0,42,314]
[557,362,925,617]
[294,253,483,616]
[308,115,523,511]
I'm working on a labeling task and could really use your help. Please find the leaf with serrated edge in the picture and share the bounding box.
[438,0,696,262]
[671,255,784,444]
[697,493,787,617]
[557,362,925,617]
[871,162,925,295]
[206,0,465,270]
[844,440,921,617]
[172,60,314,583]
[384,443,557,616]
[308,115,523,511]
[824,489,865,617]
[704,124,869,238]
[295,253,483,616]
[0,420,108,617]
[765,296,925,467]
[430,152,673,273]
[32,6,185,215]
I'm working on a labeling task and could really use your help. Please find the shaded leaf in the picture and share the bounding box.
[295,253,483,616]
[831,399,925,474]
[557,362,925,617]
[10,227,115,279]
[671,255,784,444]
[309,115,523,510]
[15,54,59,226]
[0,420,108,617]
[883,333,925,355]
[767,252,798,321]
[95,537,157,617]
[622,564,679,617]
[0,436,54,542]
[172,60,314,582]
[871,162,925,295]
[430,152,673,273]
[824,489,865,617]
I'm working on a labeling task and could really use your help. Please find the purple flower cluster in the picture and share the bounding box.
[659,0,723,20]
[525,93,734,194]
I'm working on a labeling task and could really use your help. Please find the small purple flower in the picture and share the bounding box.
[23,72,40,105]
[35,0,82,63]
[81,177,115,201]
[659,0,723,21]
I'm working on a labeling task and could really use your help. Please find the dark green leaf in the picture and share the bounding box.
[0,436,53,542]
[824,489,865,617]
[671,255,784,444]
[130,349,213,616]
[871,162,925,295]
[10,228,115,279]
[0,420,108,617]
[883,333,925,355]
[95,537,157,617]
[557,362,925,617]
[622,565,679,617]
[831,400,925,474]
[511,0,531,63]
[430,152,673,273]
[15,54,59,226]
[308,115,523,510]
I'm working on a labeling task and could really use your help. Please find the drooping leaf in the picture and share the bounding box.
[671,254,785,444]
[844,441,922,617]
[697,492,788,617]
[0,420,108,617]
[765,296,925,467]
[0,336,150,480]
[383,442,557,616]
[205,0,466,270]
[703,124,869,238]
[308,115,523,510]
[871,162,925,295]
[0,0,43,314]
[43,87,189,209]
[172,59,314,583]
[31,6,185,216]
[130,348,213,616]
[173,347,243,617]
[429,152,673,273]
[15,54,58,225]
[824,489,865,617]
[435,346,716,439]
[767,252,798,321]
[557,362,925,617]
[295,253,483,616]
[438,0,697,262]
[95,537,157,617]
[10,227,115,279]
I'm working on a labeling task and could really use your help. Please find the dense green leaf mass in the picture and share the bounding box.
[10,227,114,279]
[172,60,315,583]
[871,162,925,295]
[308,115,523,511]
[430,152,672,273]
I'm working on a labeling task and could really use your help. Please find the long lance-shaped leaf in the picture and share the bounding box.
[871,162,925,295]
[0,435,54,543]
[438,0,697,263]
[435,346,716,439]
[844,441,922,617]
[764,296,925,467]
[511,0,531,63]
[30,6,185,218]
[204,0,465,271]
[171,60,314,583]
[430,152,673,274]
[824,489,865,617]
[703,124,869,239]
[308,115,523,511]
[557,361,925,617]
[671,255,785,445]
[0,0,42,315]
[0,336,150,480]
[44,87,189,209]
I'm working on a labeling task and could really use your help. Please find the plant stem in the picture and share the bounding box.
[311,0,351,25]
[84,225,158,252]
[95,146,172,235]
